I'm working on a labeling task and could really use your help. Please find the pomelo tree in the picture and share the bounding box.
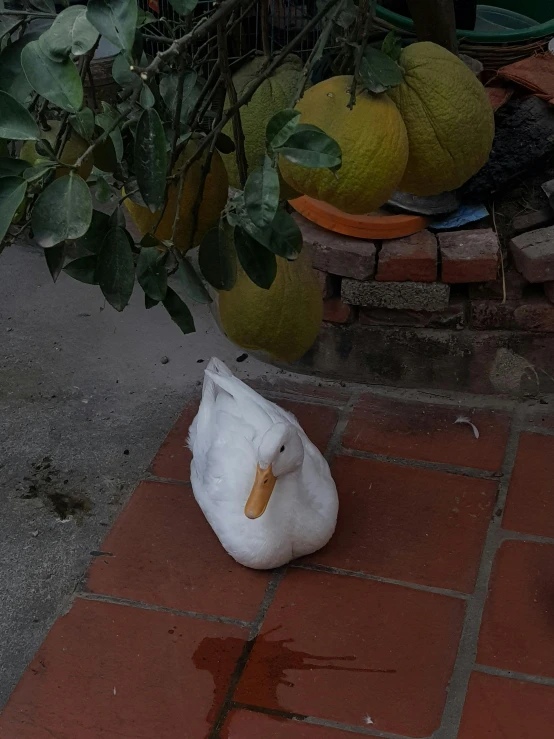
[0,0,454,335]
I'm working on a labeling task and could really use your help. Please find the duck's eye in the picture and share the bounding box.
[280,445,285,453]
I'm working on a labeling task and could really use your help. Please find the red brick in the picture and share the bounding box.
[478,540,554,678]
[376,230,437,282]
[235,569,464,737]
[149,400,198,481]
[510,225,554,282]
[503,433,554,538]
[314,269,335,299]
[360,299,466,329]
[87,481,270,620]
[545,280,554,304]
[222,710,350,738]
[468,268,526,300]
[471,296,554,332]
[322,297,355,324]
[458,671,554,739]
[439,229,499,283]
[343,393,510,471]
[294,213,376,280]
[0,599,246,739]
[277,399,339,454]
[306,455,496,592]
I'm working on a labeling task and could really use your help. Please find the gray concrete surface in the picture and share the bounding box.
[0,241,283,708]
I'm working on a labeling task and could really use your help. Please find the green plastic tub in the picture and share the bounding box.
[376,1,554,42]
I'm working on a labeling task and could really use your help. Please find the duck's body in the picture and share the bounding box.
[189,358,338,569]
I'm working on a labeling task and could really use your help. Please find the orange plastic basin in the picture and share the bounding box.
[290,195,429,240]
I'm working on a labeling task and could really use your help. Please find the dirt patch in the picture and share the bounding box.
[20,457,92,523]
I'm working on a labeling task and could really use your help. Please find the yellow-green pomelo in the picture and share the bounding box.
[20,121,93,181]
[221,55,304,200]
[124,140,228,252]
[387,41,495,196]
[219,249,322,362]
[279,76,409,215]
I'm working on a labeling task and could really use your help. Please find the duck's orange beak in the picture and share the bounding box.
[244,464,277,519]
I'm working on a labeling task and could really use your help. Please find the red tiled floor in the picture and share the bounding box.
[278,399,339,454]
[503,433,554,538]
[343,394,510,471]
[458,671,554,739]
[235,569,465,737]
[0,599,246,739]
[305,455,496,593]
[222,710,352,737]
[87,481,270,621]
[149,400,198,481]
[477,540,554,678]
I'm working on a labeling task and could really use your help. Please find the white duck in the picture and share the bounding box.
[188,358,338,569]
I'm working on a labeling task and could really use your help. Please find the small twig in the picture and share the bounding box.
[169,58,188,172]
[260,0,271,58]
[217,20,248,187]
[492,202,506,304]
[188,62,221,129]
[348,0,372,109]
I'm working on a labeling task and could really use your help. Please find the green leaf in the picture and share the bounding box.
[382,31,403,63]
[21,41,83,113]
[24,163,55,182]
[172,256,211,304]
[32,174,92,248]
[0,158,28,177]
[92,136,118,173]
[30,0,56,12]
[86,0,137,53]
[266,109,301,150]
[63,254,99,284]
[0,31,40,105]
[0,91,39,140]
[95,175,113,203]
[97,226,135,311]
[336,0,357,29]
[234,227,277,289]
[112,53,138,88]
[96,103,124,162]
[0,176,27,244]
[198,225,236,291]
[137,9,157,28]
[360,47,403,94]
[277,125,342,170]
[45,244,65,283]
[244,155,280,229]
[145,294,159,309]
[168,0,199,15]
[264,209,302,259]
[215,132,235,155]
[109,207,126,230]
[70,108,95,142]
[139,83,155,109]
[162,287,195,334]
[75,209,110,254]
[159,70,198,123]
[135,108,168,212]
[136,246,168,301]
[38,6,99,62]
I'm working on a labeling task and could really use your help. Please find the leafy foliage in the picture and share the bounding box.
[0,0,350,338]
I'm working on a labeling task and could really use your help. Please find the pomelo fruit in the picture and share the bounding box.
[124,140,228,252]
[279,76,409,215]
[218,248,322,362]
[387,41,494,196]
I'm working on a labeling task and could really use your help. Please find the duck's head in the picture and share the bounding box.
[244,422,304,519]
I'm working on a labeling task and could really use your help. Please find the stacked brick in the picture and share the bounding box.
[295,210,554,333]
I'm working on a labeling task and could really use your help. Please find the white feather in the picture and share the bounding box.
[189,358,339,569]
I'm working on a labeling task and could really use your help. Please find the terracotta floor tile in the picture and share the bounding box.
[458,671,554,739]
[0,599,246,739]
[503,433,554,538]
[478,540,554,678]
[278,399,339,454]
[222,710,352,737]
[305,456,496,593]
[149,400,198,481]
[343,394,510,471]
[87,481,270,621]
[235,569,465,737]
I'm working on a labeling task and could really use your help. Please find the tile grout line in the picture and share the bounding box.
[208,568,287,738]
[435,403,526,739]
[340,446,504,481]
[233,701,417,738]
[324,387,363,465]
[473,663,554,688]
[500,529,554,546]
[291,563,471,601]
[75,591,253,628]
